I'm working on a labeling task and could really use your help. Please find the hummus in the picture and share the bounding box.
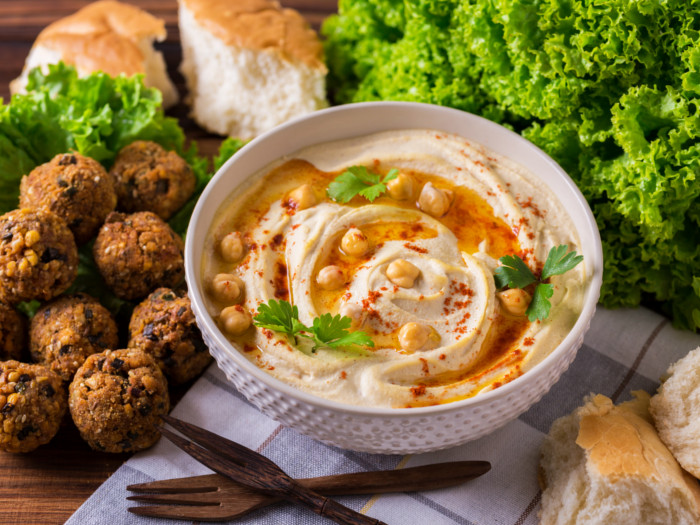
[202,129,586,408]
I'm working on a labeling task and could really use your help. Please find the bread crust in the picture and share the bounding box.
[539,392,700,525]
[577,394,699,489]
[179,0,326,71]
[32,1,166,78]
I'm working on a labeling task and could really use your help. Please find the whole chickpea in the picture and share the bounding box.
[418,182,453,217]
[341,228,370,257]
[497,288,532,317]
[398,322,439,352]
[287,184,317,211]
[316,265,345,290]
[386,172,416,200]
[219,231,245,263]
[339,302,366,329]
[386,259,420,288]
[220,305,252,335]
[211,273,244,303]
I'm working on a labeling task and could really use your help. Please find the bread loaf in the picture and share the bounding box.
[10,0,178,108]
[539,392,700,525]
[178,0,327,139]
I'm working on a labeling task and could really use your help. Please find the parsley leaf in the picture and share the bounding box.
[253,300,374,353]
[541,245,585,281]
[494,255,537,289]
[307,313,375,350]
[527,283,554,322]
[327,170,370,203]
[495,245,583,321]
[253,300,308,341]
[327,166,398,203]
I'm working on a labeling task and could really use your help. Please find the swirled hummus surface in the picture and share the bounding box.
[202,130,586,408]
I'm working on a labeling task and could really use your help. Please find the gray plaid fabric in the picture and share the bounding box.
[66,306,700,525]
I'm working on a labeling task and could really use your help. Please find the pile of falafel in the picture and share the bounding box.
[0,141,212,453]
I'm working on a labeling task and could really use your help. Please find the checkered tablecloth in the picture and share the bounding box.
[66,306,700,525]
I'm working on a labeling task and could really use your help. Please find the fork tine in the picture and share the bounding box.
[161,415,278,471]
[127,474,221,494]
[128,504,256,522]
[127,491,221,505]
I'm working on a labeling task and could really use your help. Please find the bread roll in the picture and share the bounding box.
[10,0,178,108]
[539,392,700,525]
[650,346,700,478]
[178,0,327,139]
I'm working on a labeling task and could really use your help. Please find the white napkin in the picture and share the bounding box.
[66,306,700,525]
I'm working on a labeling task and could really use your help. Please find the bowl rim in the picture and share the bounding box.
[185,101,604,418]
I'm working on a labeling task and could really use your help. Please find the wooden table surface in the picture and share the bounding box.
[0,1,337,523]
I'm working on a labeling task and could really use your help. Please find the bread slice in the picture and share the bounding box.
[650,346,700,478]
[178,0,327,139]
[539,392,700,525]
[10,0,178,108]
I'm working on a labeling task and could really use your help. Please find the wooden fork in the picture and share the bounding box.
[155,416,387,524]
[127,461,491,521]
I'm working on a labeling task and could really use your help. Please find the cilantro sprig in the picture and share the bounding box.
[327,166,398,203]
[253,299,374,352]
[494,245,583,322]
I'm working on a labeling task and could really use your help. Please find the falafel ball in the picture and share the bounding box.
[0,208,79,304]
[93,211,185,301]
[20,152,117,244]
[69,348,169,452]
[30,293,119,382]
[0,361,66,453]
[110,141,195,221]
[0,303,27,361]
[129,288,211,385]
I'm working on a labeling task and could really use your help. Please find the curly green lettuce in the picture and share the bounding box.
[323,0,700,331]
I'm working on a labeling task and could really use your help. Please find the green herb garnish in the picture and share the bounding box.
[307,313,374,350]
[253,299,308,343]
[495,245,583,322]
[253,299,374,352]
[493,254,537,289]
[327,166,398,203]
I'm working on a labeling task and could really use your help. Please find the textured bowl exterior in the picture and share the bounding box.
[186,102,603,454]
[195,306,592,453]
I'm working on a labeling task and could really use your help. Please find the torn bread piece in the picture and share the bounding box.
[539,392,700,525]
[10,0,178,108]
[650,346,700,479]
[178,0,327,139]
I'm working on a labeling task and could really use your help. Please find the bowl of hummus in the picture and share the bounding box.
[186,101,603,453]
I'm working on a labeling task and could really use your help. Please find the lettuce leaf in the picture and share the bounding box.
[323,0,700,331]
[213,137,247,173]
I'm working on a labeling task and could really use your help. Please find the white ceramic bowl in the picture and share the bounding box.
[185,102,603,454]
